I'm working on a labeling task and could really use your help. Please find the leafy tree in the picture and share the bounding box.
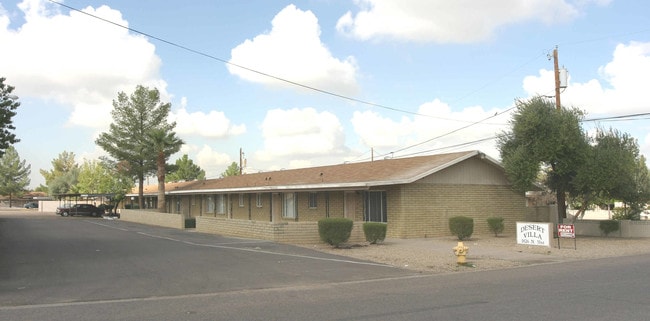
[40,151,78,185]
[40,151,79,195]
[76,160,116,194]
[167,154,205,182]
[610,155,650,220]
[0,146,31,207]
[95,85,178,209]
[48,170,79,195]
[497,96,589,220]
[97,158,136,212]
[631,155,650,206]
[570,129,642,220]
[0,77,20,156]
[74,159,134,212]
[148,128,183,212]
[221,162,240,178]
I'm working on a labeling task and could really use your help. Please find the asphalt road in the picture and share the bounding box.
[2,212,650,320]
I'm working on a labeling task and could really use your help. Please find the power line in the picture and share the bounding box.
[46,1,649,162]
[47,0,479,123]
[373,106,515,159]
[583,112,650,122]
[397,136,498,158]
[365,111,650,162]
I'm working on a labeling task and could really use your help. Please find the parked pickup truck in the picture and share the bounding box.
[56,204,105,217]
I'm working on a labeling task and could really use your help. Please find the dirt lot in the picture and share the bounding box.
[303,235,650,273]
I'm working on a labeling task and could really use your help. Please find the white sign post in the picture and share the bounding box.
[516,222,552,247]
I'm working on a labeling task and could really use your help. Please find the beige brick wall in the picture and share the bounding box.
[120,209,185,229]
[387,184,526,238]
[295,191,347,221]
[144,181,524,241]
[196,217,365,244]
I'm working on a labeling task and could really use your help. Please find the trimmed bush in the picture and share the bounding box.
[363,222,387,244]
[318,218,353,247]
[184,218,196,228]
[487,217,505,237]
[449,216,474,240]
[599,220,619,237]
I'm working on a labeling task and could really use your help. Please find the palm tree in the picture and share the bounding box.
[148,128,183,213]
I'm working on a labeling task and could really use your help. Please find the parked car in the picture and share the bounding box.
[56,204,105,217]
[24,202,38,209]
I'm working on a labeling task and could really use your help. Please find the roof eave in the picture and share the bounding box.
[167,182,372,195]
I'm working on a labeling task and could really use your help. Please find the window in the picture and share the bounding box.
[283,193,296,218]
[239,193,244,207]
[175,199,181,213]
[364,191,387,222]
[216,194,226,214]
[206,196,215,213]
[256,193,263,208]
[308,192,318,209]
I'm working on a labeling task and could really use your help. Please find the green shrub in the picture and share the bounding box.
[449,216,474,240]
[599,220,619,237]
[611,206,642,221]
[363,222,387,244]
[318,218,353,247]
[184,218,196,228]
[486,217,504,237]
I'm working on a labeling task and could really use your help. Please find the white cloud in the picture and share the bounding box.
[255,107,346,161]
[0,0,167,128]
[193,145,233,179]
[523,42,650,115]
[228,4,359,95]
[336,0,584,43]
[171,98,246,138]
[351,111,412,147]
[352,99,508,158]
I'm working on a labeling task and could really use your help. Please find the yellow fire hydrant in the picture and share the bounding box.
[453,241,469,264]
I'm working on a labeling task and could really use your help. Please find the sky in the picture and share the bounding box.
[1,0,649,189]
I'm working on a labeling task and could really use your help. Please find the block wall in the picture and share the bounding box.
[120,209,185,229]
[387,184,526,238]
[196,217,365,244]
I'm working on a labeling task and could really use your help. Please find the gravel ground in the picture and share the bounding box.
[302,235,650,273]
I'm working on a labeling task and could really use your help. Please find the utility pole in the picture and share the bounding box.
[553,46,561,110]
[239,148,244,175]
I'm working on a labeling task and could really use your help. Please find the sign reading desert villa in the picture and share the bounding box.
[516,222,552,247]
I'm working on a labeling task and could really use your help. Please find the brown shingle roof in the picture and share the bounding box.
[162,150,494,194]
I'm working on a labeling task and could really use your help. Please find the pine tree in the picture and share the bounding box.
[0,147,31,207]
[95,85,179,209]
[167,154,206,182]
[0,77,20,156]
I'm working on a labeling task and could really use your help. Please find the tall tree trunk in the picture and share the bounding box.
[138,172,144,209]
[156,153,166,213]
[557,188,567,223]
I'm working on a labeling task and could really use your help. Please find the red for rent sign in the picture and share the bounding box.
[558,224,575,238]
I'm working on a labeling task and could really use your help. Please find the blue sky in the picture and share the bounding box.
[1,0,649,189]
